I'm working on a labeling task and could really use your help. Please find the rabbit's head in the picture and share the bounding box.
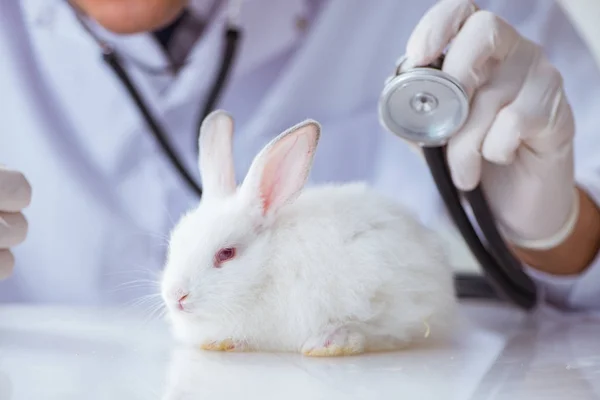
[161,110,320,319]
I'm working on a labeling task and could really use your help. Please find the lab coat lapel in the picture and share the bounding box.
[22,0,311,198]
[26,0,310,111]
[26,0,172,68]
[81,10,179,96]
[21,0,90,47]
[98,29,172,74]
[25,0,179,94]
[24,0,177,110]
[20,1,173,229]
[163,0,309,111]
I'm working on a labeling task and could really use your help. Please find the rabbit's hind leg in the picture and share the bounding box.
[301,326,365,357]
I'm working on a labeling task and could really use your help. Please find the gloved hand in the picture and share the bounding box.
[0,166,31,279]
[405,0,578,250]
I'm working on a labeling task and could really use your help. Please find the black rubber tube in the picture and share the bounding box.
[454,273,502,300]
[422,146,537,310]
[102,26,242,198]
[465,188,538,295]
[103,50,204,198]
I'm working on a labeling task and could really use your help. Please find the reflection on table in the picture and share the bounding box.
[1,301,600,400]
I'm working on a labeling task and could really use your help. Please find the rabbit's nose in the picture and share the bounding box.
[177,293,189,311]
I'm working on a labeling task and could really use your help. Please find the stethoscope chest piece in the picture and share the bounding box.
[378,55,470,147]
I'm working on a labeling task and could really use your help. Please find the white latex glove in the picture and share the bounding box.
[405,0,578,250]
[0,166,31,279]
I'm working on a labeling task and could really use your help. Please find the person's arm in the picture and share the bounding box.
[505,3,600,280]
[513,186,600,276]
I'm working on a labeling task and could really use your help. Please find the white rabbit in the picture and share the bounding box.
[160,110,458,357]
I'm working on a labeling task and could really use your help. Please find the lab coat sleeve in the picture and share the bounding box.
[0,2,35,83]
[514,4,600,311]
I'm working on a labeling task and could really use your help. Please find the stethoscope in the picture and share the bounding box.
[70,2,538,310]
[378,55,538,311]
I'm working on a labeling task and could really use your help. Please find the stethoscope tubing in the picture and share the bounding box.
[102,24,242,199]
[102,49,205,197]
[423,146,537,310]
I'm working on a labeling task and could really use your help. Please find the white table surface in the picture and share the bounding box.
[1,300,600,400]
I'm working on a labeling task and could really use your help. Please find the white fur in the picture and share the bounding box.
[160,111,458,356]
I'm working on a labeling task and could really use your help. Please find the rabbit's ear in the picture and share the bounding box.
[240,120,320,217]
[198,110,237,198]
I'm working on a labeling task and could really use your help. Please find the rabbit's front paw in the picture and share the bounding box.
[302,327,365,357]
[199,338,248,352]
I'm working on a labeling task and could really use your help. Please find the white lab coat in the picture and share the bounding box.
[2,0,600,309]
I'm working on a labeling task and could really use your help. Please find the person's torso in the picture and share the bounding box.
[0,0,572,304]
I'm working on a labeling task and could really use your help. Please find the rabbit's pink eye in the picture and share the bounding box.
[215,247,236,267]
